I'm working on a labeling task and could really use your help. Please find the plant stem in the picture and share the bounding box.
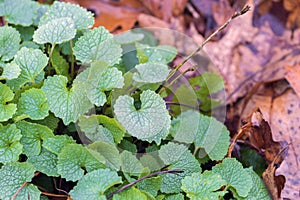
[11,181,27,200]
[47,43,56,75]
[159,5,251,93]
[106,169,183,199]
[69,40,75,80]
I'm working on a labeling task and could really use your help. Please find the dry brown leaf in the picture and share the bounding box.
[270,89,300,199]
[138,0,172,21]
[203,0,300,103]
[65,0,144,31]
[240,86,300,199]
[285,65,300,98]
[262,146,287,200]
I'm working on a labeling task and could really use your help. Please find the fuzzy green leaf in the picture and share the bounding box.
[232,168,271,200]
[1,0,39,26]
[159,143,201,193]
[88,142,121,171]
[33,17,76,44]
[120,150,144,176]
[27,148,59,177]
[212,158,253,197]
[114,90,171,144]
[158,142,188,165]
[51,48,70,80]
[39,1,94,30]
[57,144,105,181]
[136,43,177,64]
[0,26,21,61]
[86,62,124,106]
[137,176,162,197]
[41,75,93,125]
[16,88,49,120]
[0,83,17,122]
[181,171,227,199]
[42,135,76,155]
[16,121,54,156]
[0,62,21,80]
[133,63,170,83]
[14,184,41,200]
[172,110,230,160]
[113,187,148,200]
[0,162,36,200]
[97,115,126,144]
[164,194,185,200]
[73,26,122,65]
[6,47,48,90]
[70,168,122,200]
[115,31,144,44]
[0,124,22,164]
[78,115,114,144]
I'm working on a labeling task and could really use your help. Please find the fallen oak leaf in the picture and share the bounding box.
[228,108,284,165]
[262,145,288,200]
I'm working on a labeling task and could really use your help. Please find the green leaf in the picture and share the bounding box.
[73,26,122,65]
[133,63,170,83]
[114,31,144,44]
[42,135,75,155]
[139,153,164,171]
[114,90,171,144]
[16,121,54,156]
[120,150,144,176]
[27,148,59,177]
[6,47,48,91]
[181,171,227,200]
[86,62,124,106]
[158,142,188,165]
[33,17,76,44]
[0,26,21,61]
[212,158,253,198]
[50,48,70,80]
[88,141,121,171]
[189,72,224,111]
[0,62,21,80]
[29,112,59,132]
[39,1,94,30]
[97,115,126,144]
[113,187,148,200]
[70,168,122,200]
[190,72,224,94]
[159,143,201,193]
[232,168,271,200]
[172,110,230,160]
[164,193,185,200]
[0,124,22,164]
[57,143,105,181]
[0,162,35,200]
[41,75,94,125]
[0,83,17,122]
[78,115,115,144]
[136,43,177,64]
[137,176,162,197]
[16,88,49,120]
[14,184,41,200]
[1,0,39,26]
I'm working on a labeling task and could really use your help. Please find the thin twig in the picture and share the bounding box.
[11,182,27,200]
[159,5,251,93]
[106,169,184,199]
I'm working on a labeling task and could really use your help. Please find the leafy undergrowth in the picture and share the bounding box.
[0,1,270,200]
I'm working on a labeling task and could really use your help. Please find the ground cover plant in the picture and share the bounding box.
[0,1,271,199]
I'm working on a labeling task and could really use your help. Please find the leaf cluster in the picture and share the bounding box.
[0,1,270,200]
